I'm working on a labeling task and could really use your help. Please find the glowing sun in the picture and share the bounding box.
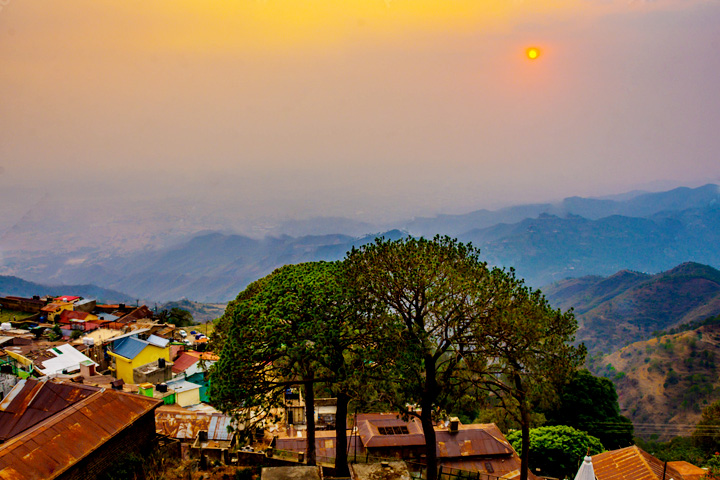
[526,47,540,60]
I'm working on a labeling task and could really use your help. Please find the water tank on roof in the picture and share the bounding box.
[83,337,95,346]
[158,358,166,368]
[156,383,168,393]
[1,323,11,331]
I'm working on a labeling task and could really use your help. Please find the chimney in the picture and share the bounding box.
[449,417,460,434]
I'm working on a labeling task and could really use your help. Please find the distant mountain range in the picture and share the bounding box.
[543,262,720,354]
[1,184,718,303]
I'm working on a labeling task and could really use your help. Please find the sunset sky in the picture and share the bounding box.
[1,0,719,227]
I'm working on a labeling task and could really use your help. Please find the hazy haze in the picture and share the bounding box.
[2,0,720,237]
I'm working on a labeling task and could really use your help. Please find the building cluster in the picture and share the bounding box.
[0,294,225,479]
[0,294,713,480]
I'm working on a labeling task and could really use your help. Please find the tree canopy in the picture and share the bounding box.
[210,236,585,480]
[465,281,586,480]
[208,261,385,475]
[543,369,633,449]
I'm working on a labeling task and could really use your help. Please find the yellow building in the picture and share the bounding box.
[40,301,74,322]
[108,334,171,384]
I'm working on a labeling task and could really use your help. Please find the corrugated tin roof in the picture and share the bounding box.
[171,353,200,374]
[208,415,234,441]
[155,407,235,441]
[667,461,706,480]
[37,344,97,376]
[0,380,161,480]
[276,431,365,460]
[166,378,202,393]
[147,334,170,348]
[112,336,148,360]
[356,414,426,448]
[435,425,512,458]
[0,379,99,442]
[592,446,685,480]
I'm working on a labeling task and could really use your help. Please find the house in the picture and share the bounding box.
[592,445,704,480]
[191,414,237,463]
[40,301,74,322]
[57,310,100,331]
[275,414,536,480]
[166,377,202,407]
[34,343,98,377]
[108,334,171,384]
[0,378,162,480]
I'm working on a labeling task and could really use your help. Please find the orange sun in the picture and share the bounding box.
[526,47,540,60]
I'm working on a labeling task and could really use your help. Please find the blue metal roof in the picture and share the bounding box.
[112,336,147,360]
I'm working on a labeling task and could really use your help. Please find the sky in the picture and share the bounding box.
[1,0,720,230]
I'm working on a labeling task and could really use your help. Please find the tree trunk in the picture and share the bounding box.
[514,373,529,480]
[334,391,350,477]
[304,377,316,466]
[422,353,439,480]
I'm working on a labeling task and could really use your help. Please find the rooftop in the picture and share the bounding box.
[592,446,687,480]
[0,379,162,480]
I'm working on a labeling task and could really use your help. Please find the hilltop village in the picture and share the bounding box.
[0,293,713,480]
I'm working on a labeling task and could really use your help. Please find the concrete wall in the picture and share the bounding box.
[133,360,173,384]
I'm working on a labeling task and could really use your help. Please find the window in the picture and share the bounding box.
[377,425,409,435]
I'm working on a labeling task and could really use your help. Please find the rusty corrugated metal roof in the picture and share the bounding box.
[0,379,99,442]
[0,380,161,480]
[435,425,512,458]
[171,352,200,374]
[156,407,210,439]
[356,414,426,448]
[667,461,706,480]
[592,445,686,480]
[208,414,234,441]
[275,430,366,460]
[668,461,707,480]
[438,458,539,480]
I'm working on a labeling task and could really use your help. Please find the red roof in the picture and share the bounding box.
[592,446,687,480]
[56,296,80,302]
[171,352,200,374]
[0,380,161,480]
[57,310,93,324]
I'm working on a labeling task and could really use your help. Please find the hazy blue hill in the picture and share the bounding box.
[460,213,677,286]
[403,184,719,237]
[542,270,651,315]
[457,204,720,287]
[0,275,133,303]
[3,184,719,304]
[544,262,720,354]
[39,229,409,303]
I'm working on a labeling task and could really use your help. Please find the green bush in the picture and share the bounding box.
[507,425,604,479]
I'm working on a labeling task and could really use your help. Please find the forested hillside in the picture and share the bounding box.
[590,321,720,440]
[544,262,720,354]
